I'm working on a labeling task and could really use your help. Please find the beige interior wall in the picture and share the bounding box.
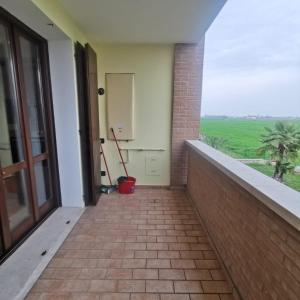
[29,1,175,187]
[96,44,174,186]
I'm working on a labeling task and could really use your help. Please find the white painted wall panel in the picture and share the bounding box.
[48,39,84,207]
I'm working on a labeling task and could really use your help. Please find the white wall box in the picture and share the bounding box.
[106,73,135,140]
[145,154,161,176]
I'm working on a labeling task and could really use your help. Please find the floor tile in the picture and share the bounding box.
[26,189,233,299]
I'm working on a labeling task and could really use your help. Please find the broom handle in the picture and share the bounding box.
[111,128,129,177]
[100,142,113,186]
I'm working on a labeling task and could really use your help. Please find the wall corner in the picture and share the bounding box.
[170,39,205,186]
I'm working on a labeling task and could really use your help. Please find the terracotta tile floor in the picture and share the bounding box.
[27,188,234,300]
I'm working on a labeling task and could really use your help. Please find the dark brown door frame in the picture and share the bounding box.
[13,27,57,221]
[75,42,93,205]
[0,7,61,261]
[74,42,101,206]
[0,15,35,246]
[85,43,101,205]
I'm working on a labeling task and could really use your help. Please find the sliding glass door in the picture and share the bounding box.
[0,9,59,259]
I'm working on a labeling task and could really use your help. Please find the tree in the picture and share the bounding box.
[258,122,300,182]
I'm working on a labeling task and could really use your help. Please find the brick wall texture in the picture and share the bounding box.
[171,42,205,186]
[187,148,300,300]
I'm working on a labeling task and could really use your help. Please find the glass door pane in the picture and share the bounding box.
[18,35,46,156]
[3,170,31,230]
[34,160,51,206]
[17,33,53,209]
[0,24,24,167]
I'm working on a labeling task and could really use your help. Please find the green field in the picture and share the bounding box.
[201,118,300,192]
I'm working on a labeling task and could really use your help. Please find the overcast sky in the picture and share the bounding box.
[202,0,300,117]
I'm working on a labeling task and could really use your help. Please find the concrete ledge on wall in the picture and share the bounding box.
[186,140,300,230]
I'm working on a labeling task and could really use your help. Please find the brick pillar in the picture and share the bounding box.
[171,41,205,186]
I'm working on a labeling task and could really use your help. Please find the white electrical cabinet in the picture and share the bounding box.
[145,154,161,176]
[106,73,135,140]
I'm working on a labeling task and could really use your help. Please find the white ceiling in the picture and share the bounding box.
[59,0,226,43]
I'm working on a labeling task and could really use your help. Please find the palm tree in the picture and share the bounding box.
[258,122,300,182]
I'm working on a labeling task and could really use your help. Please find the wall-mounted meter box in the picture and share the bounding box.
[106,73,135,140]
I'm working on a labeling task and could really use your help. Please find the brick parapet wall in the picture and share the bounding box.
[187,147,300,300]
[171,41,205,186]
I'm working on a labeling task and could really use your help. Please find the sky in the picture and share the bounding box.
[201,0,300,117]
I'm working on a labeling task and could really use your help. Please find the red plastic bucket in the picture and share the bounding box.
[118,176,136,194]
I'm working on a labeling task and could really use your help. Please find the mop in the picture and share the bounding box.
[111,128,136,194]
[100,142,116,194]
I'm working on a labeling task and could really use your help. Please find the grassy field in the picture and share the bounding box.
[201,118,300,192]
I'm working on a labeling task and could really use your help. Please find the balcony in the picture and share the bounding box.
[0,140,299,299]
[1,140,297,299]
[0,1,299,299]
